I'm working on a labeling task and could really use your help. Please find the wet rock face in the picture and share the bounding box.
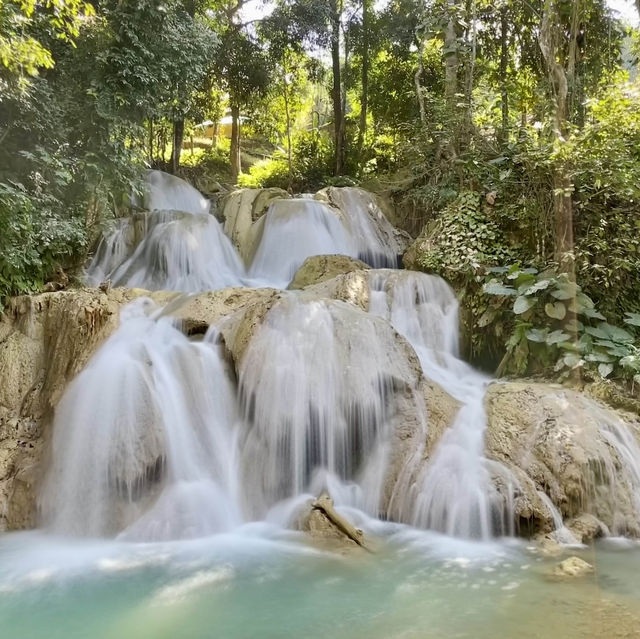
[3,280,640,543]
[0,287,280,531]
[288,255,370,290]
[484,381,640,538]
[217,188,290,264]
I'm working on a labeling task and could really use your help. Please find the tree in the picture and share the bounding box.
[212,2,271,182]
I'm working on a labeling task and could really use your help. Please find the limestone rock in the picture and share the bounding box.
[402,223,432,271]
[485,381,640,538]
[217,188,290,263]
[0,286,281,530]
[288,255,370,290]
[298,493,369,553]
[553,556,594,578]
[566,514,609,544]
[300,270,371,311]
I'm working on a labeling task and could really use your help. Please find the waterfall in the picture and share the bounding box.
[143,169,211,215]
[237,295,426,519]
[104,211,246,292]
[368,270,505,539]
[40,298,242,540]
[85,217,137,287]
[247,199,355,288]
[86,172,246,291]
[536,491,580,545]
[50,176,640,546]
[321,187,401,267]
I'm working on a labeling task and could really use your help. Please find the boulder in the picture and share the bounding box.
[297,494,370,553]
[217,188,290,263]
[300,270,371,311]
[552,556,594,578]
[566,514,609,544]
[0,286,281,530]
[485,381,640,538]
[402,222,432,271]
[288,255,370,290]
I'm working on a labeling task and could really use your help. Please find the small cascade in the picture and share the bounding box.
[104,210,246,292]
[237,295,426,519]
[368,270,507,539]
[85,217,137,287]
[322,187,401,267]
[247,199,355,288]
[40,298,242,540]
[588,403,640,534]
[143,169,211,215]
[536,491,580,545]
[86,171,246,292]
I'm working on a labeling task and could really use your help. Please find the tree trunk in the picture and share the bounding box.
[148,120,154,164]
[566,0,582,125]
[414,34,427,127]
[357,0,370,173]
[230,104,241,183]
[171,119,184,174]
[463,0,477,141]
[539,0,573,268]
[283,75,293,191]
[330,0,344,176]
[444,0,459,110]
[499,6,509,142]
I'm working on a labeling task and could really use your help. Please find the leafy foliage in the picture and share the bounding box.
[482,266,640,384]
[416,192,513,279]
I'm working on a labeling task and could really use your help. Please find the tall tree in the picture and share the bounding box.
[213,1,271,182]
[357,0,371,172]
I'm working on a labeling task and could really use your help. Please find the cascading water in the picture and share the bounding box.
[142,169,211,215]
[40,298,242,540]
[88,176,400,292]
[237,295,427,519]
[322,187,402,267]
[41,174,640,546]
[95,210,247,292]
[247,199,355,288]
[368,270,510,539]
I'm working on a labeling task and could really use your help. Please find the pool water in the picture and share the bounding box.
[1,527,639,639]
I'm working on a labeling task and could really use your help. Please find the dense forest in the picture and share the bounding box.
[3,0,640,386]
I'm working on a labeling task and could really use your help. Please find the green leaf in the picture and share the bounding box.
[623,312,640,327]
[526,328,548,343]
[598,363,614,378]
[545,302,566,320]
[478,308,496,327]
[483,281,517,296]
[513,296,536,314]
[585,325,609,340]
[546,329,572,345]
[603,324,634,343]
[563,353,584,369]
[551,288,575,301]
[582,308,606,320]
[585,352,614,363]
[521,279,550,295]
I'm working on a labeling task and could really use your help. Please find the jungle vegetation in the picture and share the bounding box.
[3,0,640,385]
